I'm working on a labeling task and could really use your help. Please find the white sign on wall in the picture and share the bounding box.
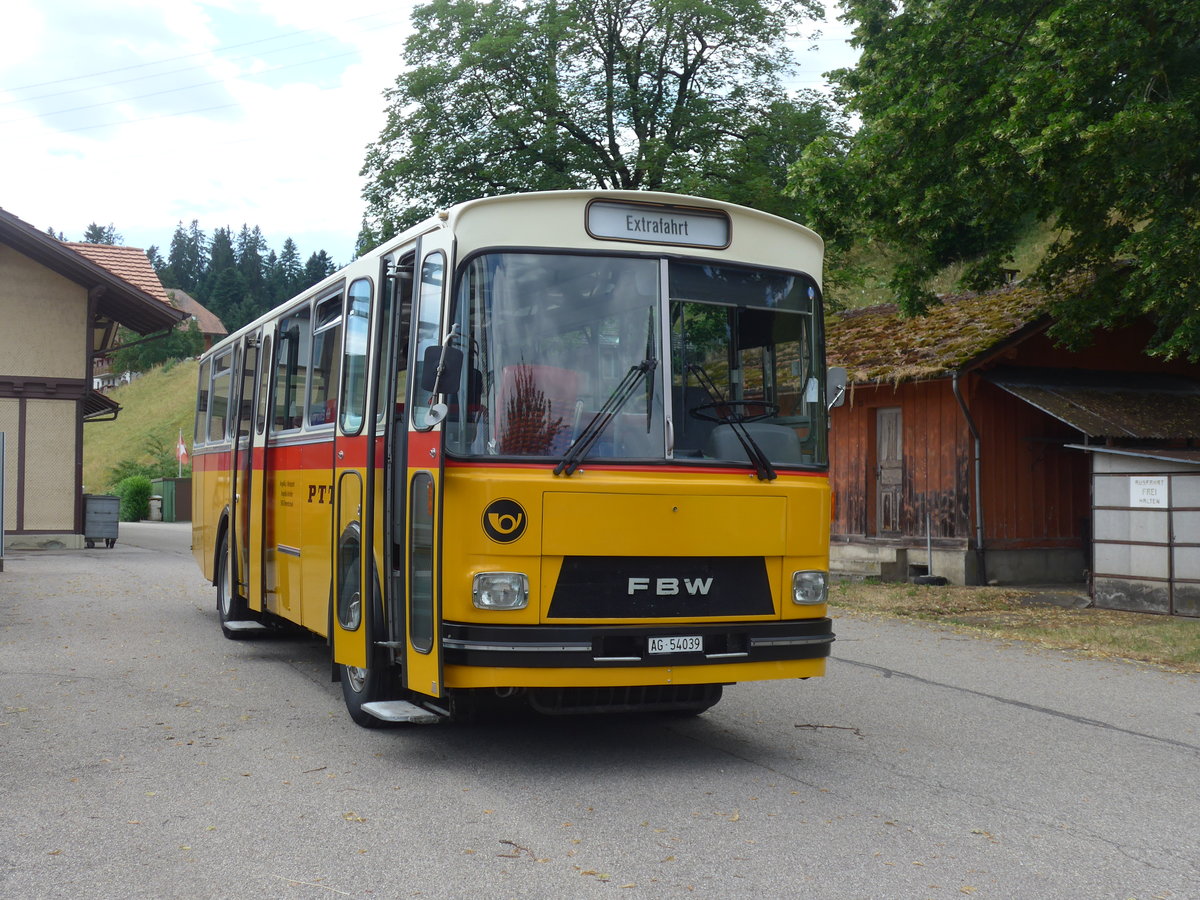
[1130,475,1168,509]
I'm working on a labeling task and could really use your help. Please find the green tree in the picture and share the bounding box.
[114,475,154,522]
[265,239,307,303]
[82,222,122,244]
[162,220,207,293]
[791,0,1200,359]
[145,245,165,273]
[361,0,826,240]
[208,227,237,276]
[108,319,204,374]
[303,250,336,286]
[206,267,250,330]
[679,96,844,222]
[236,224,267,297]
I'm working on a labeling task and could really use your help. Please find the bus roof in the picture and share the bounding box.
[208,190,823,352]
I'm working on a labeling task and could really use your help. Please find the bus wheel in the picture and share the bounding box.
[216,531,252,640]
[339,656,393,728]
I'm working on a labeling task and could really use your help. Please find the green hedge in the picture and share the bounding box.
[115,475,153,522]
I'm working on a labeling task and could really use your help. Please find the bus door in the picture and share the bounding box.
[332,279,375,671]
[246,328,273,613]
[229,331,261,607]
[403,234,452,700]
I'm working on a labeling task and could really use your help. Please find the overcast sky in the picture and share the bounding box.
[1,1,858,266]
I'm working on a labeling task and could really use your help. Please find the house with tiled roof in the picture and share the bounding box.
[165,288,226,351]
[0,209,184,553]
[89,286,227,392]
[826,281,1200,616]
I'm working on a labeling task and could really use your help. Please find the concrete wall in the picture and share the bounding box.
[0,245,87,379]
[1,244,89,549]
[831,540,1084,586]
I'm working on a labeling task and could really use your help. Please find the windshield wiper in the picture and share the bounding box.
[686,364,776,481]
[726,419,777,481]
[554,358,657,476]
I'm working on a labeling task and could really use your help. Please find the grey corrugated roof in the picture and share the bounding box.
[985,367,1200,440]
[1066,446,1200,466]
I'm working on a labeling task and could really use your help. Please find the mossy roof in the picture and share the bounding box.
[826,281,1052,385]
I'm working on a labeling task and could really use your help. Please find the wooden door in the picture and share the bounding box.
[876,407,903,536]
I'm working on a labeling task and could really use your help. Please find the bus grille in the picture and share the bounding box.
[527,683,722,715]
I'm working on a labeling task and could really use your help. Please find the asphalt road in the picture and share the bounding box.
[2,522,1198,899]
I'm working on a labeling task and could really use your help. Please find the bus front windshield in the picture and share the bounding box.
[444,252,827,469]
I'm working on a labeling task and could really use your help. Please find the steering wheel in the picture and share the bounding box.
[689,399,780,424]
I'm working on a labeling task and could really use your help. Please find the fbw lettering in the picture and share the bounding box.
[307,484,334,503]
[627,577,713,597]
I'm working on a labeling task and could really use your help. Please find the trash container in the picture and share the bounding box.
[83,494,120,549]
[160,479,175,522]
[152,478,177,522]
[148,495,163,521]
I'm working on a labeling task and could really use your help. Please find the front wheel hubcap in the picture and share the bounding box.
[345,666,368,694]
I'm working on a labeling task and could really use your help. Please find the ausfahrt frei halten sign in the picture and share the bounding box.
[1130,475,1168,509]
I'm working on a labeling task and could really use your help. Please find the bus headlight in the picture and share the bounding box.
[473,572,530,610]
[792,570,827,605]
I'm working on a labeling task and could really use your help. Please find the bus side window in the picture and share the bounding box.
[375,254,414,430]
[209,350,233,442]
[339,278,371,435]
[195,357,211,446]
[410,253,444,429]
[273,308,311,432]
[255,334,272,435]
[238,341,258,439]
[309,294,343,428]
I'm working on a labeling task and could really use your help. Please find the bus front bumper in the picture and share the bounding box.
[441,619,833,672]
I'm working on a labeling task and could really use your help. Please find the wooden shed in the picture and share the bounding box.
[825,282,1200,589]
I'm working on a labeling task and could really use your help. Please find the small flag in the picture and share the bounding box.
[177,435,188,465]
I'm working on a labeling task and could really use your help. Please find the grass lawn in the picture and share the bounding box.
[831,580,1200,674]
[83,359,198,493]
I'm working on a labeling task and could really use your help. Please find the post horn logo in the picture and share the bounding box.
[482,498,527,543]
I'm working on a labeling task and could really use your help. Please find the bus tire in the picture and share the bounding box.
[339,656,393,728]
[216,530,252,640]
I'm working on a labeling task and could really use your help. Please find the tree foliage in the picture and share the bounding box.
[791,0,1200,359]
[107,434,191,489]
[361,0,833,242]
[108,319,204,375]
[82,222,123,244]
[114,474,153,522]
[149,221,338,333]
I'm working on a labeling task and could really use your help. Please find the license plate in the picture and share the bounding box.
[648,635,703,654]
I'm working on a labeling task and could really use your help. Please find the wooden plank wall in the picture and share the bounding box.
[830,380,970,540]
[970,381,1090,550]
[830,376,1087,549]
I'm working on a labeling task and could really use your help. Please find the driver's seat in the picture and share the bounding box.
[673,385,719,455]
[705,422,803,464]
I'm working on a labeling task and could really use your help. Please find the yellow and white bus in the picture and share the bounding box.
[192,190,841,726]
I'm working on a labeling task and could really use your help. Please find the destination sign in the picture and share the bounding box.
[586,200,730,249]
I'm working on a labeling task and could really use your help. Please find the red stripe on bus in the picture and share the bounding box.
[193,440,826,479]
[442,457,830,479]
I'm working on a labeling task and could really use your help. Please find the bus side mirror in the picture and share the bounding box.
[420,343,464,393]
[827,367,847,409]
